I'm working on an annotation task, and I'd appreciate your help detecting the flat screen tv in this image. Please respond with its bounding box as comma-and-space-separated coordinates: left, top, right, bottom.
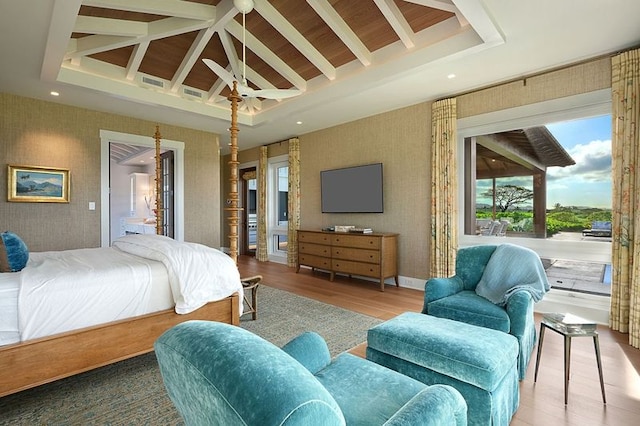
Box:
321, 163, 383, 213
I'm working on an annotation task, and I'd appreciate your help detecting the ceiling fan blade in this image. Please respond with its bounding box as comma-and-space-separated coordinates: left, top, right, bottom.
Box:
249, 88, 302, 100
202, 59, 237, 89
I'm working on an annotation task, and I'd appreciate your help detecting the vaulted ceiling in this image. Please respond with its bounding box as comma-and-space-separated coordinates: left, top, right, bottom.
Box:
2, 1, 639, 152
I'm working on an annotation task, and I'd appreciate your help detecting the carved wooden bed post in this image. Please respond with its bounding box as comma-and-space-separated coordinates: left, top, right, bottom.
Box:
226, 82, 242, 264
154, 125, 164, 235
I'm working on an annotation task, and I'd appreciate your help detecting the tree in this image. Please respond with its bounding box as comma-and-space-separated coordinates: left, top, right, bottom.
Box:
482, 185, 534, 212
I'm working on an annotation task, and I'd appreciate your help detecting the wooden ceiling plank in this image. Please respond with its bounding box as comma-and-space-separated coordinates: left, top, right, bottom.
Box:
170, 27, 216, 92
479, 134, 546, 172
307, 0, 372, 66
68, 17, 211, 59
226, 21, 306, 91
170, 0, 238, 92
403, 0, 458, 14
252, 0, 336, 81
126, 40, 149, 80
373, 0, 415, 49
82, 0, 216, 21
74, 16, 147, 37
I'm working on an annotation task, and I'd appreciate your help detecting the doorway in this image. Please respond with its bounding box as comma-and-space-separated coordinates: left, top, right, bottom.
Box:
100, 129, 185, 247
240, 167, 257, 256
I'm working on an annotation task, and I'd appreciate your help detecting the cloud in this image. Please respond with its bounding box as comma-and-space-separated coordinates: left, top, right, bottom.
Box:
547, 139, 611, 183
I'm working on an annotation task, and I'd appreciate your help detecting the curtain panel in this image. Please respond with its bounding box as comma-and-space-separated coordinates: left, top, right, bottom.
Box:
287, 138, 301, 267
430, 98, 458, 277
610, 48, 640, 348
256, 146, 269, 262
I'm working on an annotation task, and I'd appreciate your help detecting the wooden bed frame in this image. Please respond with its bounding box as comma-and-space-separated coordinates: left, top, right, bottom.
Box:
0, 293, 240, 397
0, 125, 245, 398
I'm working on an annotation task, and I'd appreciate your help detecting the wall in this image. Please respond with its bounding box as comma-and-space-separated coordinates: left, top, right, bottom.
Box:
300, 103, 431, 280
232, 56, 611, 285
0, 93, 221, 251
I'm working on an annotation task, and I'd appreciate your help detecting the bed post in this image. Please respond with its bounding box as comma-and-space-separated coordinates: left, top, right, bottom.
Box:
154, 125, 163, 236
226, 82, 242, 264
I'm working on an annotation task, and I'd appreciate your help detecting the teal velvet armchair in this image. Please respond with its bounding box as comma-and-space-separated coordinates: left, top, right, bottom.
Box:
155, 320, 467, 426
422, 244, 549, 380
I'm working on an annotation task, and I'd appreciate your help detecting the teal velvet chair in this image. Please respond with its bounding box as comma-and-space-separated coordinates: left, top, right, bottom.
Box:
155, 320, 467, 426
422, 244, 549, 380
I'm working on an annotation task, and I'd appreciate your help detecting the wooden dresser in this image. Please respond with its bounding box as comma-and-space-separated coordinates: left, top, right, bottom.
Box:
296, 230, 398, 291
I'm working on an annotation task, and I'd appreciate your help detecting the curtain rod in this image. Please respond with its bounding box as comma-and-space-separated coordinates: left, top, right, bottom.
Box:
439, 44, 640, 102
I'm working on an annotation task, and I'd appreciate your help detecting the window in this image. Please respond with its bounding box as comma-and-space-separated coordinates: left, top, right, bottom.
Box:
267, 155, 289, 259
458, 90, 612, 306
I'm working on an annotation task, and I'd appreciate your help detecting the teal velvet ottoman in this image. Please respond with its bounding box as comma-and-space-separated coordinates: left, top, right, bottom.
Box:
367, 312, 519, 426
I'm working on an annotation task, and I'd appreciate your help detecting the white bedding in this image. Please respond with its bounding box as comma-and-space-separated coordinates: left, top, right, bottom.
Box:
3, 235, 242, 345
112, 234, 243, 314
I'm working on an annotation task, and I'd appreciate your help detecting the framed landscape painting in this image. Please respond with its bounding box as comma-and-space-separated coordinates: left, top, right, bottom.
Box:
7, 165, 70, 203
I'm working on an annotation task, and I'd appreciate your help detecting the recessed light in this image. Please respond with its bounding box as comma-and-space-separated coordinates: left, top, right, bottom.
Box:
447, 74, 456, 79
50, 91, 59, 96
296, 121, 302, 125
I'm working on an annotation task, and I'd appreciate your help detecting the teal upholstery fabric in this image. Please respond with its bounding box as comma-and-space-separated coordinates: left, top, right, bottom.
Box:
422, 244, 542, 380
0, 231, 29, 272
155, 321, 467, 426
367, 313, 520, 426
155, 321, 344, 426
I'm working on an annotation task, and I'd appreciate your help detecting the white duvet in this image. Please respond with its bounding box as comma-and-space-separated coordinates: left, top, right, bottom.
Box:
112, 234, 243, 314
18, 235, 243, 341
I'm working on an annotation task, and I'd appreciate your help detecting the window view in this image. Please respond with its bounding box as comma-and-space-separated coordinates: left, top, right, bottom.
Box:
267, 160, 289, 257
465, 115, 612, 296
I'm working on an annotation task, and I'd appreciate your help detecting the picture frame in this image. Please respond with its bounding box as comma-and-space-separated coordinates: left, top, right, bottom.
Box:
7, 165, 70, 203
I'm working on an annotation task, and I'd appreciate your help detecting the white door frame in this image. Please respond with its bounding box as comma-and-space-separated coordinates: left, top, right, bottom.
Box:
100, 129, 185, 247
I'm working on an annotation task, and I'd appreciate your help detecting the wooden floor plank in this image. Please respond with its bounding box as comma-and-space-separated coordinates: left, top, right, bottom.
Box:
238, 256, 640, 426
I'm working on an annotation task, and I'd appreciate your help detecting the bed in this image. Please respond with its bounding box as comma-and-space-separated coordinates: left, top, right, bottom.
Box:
0, 234, 243, 397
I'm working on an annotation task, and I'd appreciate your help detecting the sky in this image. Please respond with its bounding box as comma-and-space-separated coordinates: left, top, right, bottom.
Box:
476, 114, 612, 209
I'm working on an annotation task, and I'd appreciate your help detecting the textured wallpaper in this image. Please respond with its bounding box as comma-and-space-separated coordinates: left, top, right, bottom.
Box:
0, 93, 221, 251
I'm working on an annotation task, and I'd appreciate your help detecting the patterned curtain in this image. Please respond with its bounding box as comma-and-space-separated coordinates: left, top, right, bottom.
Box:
430, 98, 458, 277
287, 138, 300, 267
610, 48, 640, 348
256, 146, 269, 262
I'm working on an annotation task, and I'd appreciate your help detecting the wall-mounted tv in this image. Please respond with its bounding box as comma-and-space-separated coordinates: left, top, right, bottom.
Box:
321, 163, 383, 213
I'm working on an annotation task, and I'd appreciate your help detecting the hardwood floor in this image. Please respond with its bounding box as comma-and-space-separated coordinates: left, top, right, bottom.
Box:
238, 256, 640, 426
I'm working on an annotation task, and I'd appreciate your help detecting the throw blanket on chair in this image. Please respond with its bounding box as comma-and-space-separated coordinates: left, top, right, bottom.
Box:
475, 243, 550, 306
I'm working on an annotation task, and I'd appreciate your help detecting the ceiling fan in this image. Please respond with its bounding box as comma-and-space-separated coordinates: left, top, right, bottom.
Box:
203, 0, 301, 100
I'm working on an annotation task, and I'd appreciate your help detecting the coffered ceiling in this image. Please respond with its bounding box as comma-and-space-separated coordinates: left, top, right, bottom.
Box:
1, 1, 639, 152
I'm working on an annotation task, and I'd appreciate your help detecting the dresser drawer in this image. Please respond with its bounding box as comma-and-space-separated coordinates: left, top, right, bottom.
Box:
332, 259, 381, 277
298, 231, 332, 245
299, 242, 331, 257
331, 234, 380, 249
298, 254, 332, 270
332, 247, 380, 264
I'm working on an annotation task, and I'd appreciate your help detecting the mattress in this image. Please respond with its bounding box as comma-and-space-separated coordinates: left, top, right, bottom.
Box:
0, 249, 172, 346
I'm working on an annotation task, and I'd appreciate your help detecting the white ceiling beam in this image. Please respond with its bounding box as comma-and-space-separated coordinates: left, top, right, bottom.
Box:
404, 0, 467, 26
81, 0, 216, 20
125, 40, 149, 80
451, 0, 503, 42
74, 16, 147, 37
67, 17, 212, 59
42, 0, 83, 81
252, 0, 336, 80
226, 21, 307, 91
307, 0, 372, 66
372, 0, 415, 49
169, 0, 237, 93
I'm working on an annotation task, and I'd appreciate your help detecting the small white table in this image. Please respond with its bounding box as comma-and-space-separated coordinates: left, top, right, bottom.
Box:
534, 312, 606, 404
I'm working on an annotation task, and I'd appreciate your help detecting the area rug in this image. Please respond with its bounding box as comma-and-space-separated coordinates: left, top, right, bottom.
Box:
0, 286, 381, 425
